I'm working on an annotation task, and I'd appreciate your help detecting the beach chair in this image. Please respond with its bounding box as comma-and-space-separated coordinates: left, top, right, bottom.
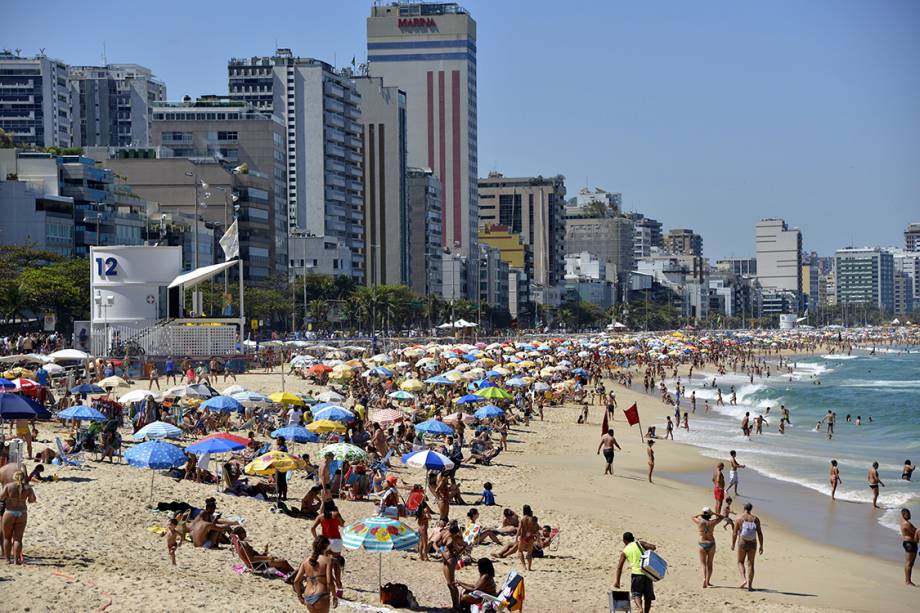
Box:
470, 569, 525, 612
55, 436, 86, 469
230, 534, 275, 578
370, 448, 394, 476
546, 528, 561, 552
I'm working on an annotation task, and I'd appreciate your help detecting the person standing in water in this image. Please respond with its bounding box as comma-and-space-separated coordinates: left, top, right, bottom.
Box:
868, 461, 885, 509
822, 410, 835, 440
829, 460, 842, 500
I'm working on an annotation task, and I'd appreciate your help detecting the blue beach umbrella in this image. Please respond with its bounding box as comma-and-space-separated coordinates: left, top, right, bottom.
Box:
474, 404, 505, 420
474, 379, 496, 389
485, 370, 502, 379
367, 366, 394, 377
232, 390, 272, 404
200, 395, 245, 413
57, 405, 107, 422
271, 425, 320, 443
70, 383, 105, 395
505, 377, 527, 388
125, 440, 188, 499
17, 395, 52, 420
415, 419, 455, 436
187, 437, 245, 455
401, 449, 455, 471
312, 405, 354, 423
425, 375, 454, 385
455, 393, 485, 405
0, 393, 38, 420
0, 378, 16, 390
133, 420, 182, 440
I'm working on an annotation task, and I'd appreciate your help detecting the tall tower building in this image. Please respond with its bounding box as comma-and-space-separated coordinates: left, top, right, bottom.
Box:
367, 2, 478, 265
755, 219, 803, 308
0, 52, 74, 147
228, 50, 365, 282
905, 222, 920, 252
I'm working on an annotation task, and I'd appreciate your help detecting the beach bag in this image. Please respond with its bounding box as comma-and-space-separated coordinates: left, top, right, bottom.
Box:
380, 582, 413, 608
639, 545, 668, 581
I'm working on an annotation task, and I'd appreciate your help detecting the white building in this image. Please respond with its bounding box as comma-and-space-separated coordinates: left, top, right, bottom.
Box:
0, 52, 75, 147
564, 251, 605, 281
755, 219, 802, 310
834, 247, 894, 313
367, 2, 478, 262
574, 186, 621, 213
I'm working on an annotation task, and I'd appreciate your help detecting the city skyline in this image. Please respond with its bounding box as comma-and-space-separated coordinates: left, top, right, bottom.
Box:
4, 0, 919, 257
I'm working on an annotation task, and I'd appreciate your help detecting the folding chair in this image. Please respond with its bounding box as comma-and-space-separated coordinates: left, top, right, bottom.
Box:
55, 436, 86, 469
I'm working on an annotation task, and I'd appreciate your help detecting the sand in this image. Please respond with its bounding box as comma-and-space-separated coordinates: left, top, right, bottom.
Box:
2, 364, 916, 612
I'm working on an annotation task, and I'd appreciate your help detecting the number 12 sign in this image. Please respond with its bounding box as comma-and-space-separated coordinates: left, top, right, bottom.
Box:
95, 256, 119, 277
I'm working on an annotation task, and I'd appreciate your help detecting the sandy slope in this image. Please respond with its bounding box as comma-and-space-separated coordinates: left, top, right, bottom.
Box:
1, 366, 915, 612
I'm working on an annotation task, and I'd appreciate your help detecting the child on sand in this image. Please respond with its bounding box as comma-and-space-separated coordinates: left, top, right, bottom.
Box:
475, 482, 496, 506
165, 517, 182, 565
721, 496, 735, 530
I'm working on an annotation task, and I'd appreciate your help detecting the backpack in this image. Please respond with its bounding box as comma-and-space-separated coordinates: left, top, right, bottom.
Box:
380, 582, 415, 608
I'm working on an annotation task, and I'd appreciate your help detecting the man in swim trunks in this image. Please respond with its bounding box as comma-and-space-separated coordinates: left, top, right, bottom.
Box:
829, 460, 842, 500
731, 502, 763, 591
822, 410, 835, 440
597, 429, 622, 476
692, 507, 724, 588
868, 461, 884, 509
900, 508, 917, 585
712, 463, 726, 514
728, 451, 745, 496
740, 413, 750, 438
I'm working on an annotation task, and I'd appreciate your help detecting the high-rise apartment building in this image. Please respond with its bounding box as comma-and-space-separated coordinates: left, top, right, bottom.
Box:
664, 228, 703, 257
406, 167, 443, 297
478, 173, 566, 288
755, 219, 803, 309
716, 258, 757, 276
70, 64, 166, 147
150, 97, 288, 276
354, 77, 408, 286
367, 2, 478, 263
573, 187, 621, 214
905, 223, 920, 252
834, 247, 894, 313
892, 249, 920, 313
0, 52, 74, 147
564, 213, 634, 286
228, 50, 364, 281
624, 212, 663, 260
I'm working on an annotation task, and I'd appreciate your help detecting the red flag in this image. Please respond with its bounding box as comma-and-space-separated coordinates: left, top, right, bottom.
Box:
624, 403, 640, 426
601, 410, 609, 434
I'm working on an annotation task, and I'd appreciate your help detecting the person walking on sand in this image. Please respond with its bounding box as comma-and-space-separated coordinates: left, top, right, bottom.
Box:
829, 460, 842, 500
727, 450, 745, 496
712, 463, 726, 515
614, 531, 658, 613
0, 469, 36, 564
665, 416, 674, 440
868, 461, 885, 509
692, 507, 724, 588
731, 502, 763, 591
597, 428, 622, 475
647, 440, 656, 483
900, 508, 917, 585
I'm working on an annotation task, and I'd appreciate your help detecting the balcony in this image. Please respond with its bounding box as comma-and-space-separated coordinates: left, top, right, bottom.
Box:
325, 99, 345, 114
325, 187, 346, 203
324, 112, 345, 129
325, 173, 346, 189
324, 81, 345, 99
326, 128, 345, 144
324, 143, 345, 158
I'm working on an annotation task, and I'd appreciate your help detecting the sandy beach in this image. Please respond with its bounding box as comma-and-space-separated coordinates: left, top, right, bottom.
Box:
2, 360, 917, 613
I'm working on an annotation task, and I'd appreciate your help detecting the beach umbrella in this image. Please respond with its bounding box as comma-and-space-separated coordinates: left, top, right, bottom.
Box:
370, 409, 404, 425
343, 516, 420, 587
365, 366, 394, 378
244, 451, 307, 476
221, 384, 247, 396
0, 393, 39, 420
199, 432, 251, 446
474, 405, 505, 420
119, 389, 159, 404
312, 405, 354, 423
271, 426, 319, 443
49, 349, 91, 362
401, 449, 454, 471
455, 393, 486, 405
505, 377, 527, 388
269, 392, 304, 406
533, 381, 550, 392
57, 405, 107, 422
309, 364, 332, 376
415, 419, 455, 436
13, 377, 39, 392
474, 387, 512, 401
388, 390, 415, 400
5, 394, 51, 420
320, 442, 367, 463
186, 384, 216, 398
232, 391, 271, 404
0, 377, 16, 390
315, 390, 344, 403
125, 440, 188, 500
187, 436, 245, 455
133, 420, 182, 440
200, 395, 245, 413
307, 419, 347, 434
98, 376, 129, 389
163, 385, 191, 399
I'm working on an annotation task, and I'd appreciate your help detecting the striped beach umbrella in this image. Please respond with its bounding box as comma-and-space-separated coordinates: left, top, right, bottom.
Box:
370, 409, 405, 425
401, 449, 454, 471
343, 516, 419, 587
320, 442, 367, 463
133, 420, 182, 440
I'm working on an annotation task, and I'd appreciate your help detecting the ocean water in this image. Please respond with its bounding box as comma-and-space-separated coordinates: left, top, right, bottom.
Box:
669, 349, 920, 534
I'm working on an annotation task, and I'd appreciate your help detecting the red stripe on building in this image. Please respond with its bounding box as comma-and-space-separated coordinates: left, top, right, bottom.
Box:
451, 70, 461, 247
426, 71, 434, 172
438, 71, 446, 247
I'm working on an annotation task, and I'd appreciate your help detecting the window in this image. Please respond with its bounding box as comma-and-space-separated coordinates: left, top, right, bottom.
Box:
217, 131, 238, 141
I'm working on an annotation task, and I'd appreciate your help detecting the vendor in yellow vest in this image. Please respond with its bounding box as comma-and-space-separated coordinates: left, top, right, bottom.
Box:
614, 531, 658, 613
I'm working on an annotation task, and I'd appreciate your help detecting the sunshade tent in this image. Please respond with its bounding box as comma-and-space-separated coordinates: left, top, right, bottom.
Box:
98, 376, 129, 389
187, 437, 245, 455
415, 419, 455, 436
474, 405, 505, 420
401, 449, 454, 471
70, 383, 105, 395
0, 393, 38, 420
307, 419, 347, 434
200, 395, 245, 413
399, 379, 424, 391
370, 409, 404, 425
474, 387, 513, 401
269, 392, 304, 406
388, 390, 415, 400
244, 451, 307, 476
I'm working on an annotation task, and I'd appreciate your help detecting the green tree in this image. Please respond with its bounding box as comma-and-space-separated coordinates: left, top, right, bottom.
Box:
17, 259, 90, 325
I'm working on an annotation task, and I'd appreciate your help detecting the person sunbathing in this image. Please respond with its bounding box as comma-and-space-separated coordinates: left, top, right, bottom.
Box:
456, 557, 498, 611
496, 508, 520, 536
301, 485, 323, 517
231, 527, 295, 576
189, 498, 237, 548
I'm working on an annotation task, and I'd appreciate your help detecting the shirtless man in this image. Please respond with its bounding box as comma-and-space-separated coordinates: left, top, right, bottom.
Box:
692, 507, 724, 588
868, 461, 885, 509
597, 429, 622, 475
712, 463, 726, 515
740, 413, 751, 438
647, 440, 655, 483
822, 410, 835, 440
189, 498, 237, 548
517, 505, 538, 571
731, 502, 764, 591
320, 452, 335, 501
900, 509, 917, 585
829, 460, 842, 500
371, 424, 388, 458
727, 450, 745, 496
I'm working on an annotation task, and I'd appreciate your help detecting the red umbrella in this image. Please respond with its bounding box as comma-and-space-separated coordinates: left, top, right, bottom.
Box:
13, 378, 38, 392
309, 364, 332, 375
199, 432, 250, 446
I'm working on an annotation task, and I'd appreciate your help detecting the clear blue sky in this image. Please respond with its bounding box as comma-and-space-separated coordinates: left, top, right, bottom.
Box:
5, 0, 919, 258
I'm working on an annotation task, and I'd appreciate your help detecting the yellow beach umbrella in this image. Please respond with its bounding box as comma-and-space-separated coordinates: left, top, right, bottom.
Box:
400, 379, 424, 392
244, 451, 307, 476
307, 419, 347, 434
269, 392, 304, 406
98, 375, 129, 389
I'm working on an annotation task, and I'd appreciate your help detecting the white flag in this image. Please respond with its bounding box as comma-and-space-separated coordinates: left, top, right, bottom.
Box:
219, 219, 240, 260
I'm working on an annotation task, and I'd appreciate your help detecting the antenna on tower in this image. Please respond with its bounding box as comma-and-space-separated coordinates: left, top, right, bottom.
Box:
102, 41, 107, 65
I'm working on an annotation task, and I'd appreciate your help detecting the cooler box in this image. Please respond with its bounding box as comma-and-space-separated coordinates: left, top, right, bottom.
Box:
608, 590, 631, 611
641, 550, 668, 581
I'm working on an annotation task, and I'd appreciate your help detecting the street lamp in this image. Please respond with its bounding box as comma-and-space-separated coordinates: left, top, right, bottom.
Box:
184, 170, 209, 270
83, 203, 105, 247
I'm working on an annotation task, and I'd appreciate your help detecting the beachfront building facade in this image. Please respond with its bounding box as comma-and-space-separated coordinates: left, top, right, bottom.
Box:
406, 167, 443, 298
905, 223, 920, 252
625, 212, 664, 260
834, 247, 894, 314
755, 218, 803, 312
479, 224, 532, 320
479, 244, 509, 310
70, 64, 166, 148
478, 172, 566, 289
564, 211, 634, 297
892, 249, 920, 315
663, 228, 703, 257
354, 76, 409, 286
716, 257, 757, 276
150, 97, 288, 276
0, 52, 75, 147
228, 50, 365, 282
367, 1, 479, 271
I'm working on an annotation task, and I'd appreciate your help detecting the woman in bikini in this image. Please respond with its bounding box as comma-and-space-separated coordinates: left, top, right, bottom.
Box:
517, 504, 538, 571
438, 522, 465, 611
0, 469, 36, 564
293, 536, 337, 612
310, 501, 345, 598
692, 507, 724, 588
